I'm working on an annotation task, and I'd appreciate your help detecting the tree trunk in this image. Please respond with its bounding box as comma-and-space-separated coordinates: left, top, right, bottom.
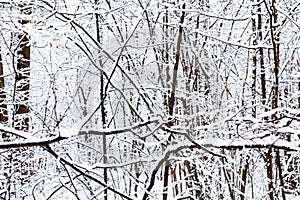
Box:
251, 12, 257, 118
240, 155, 249, 200
11, 5, 31, 199
95, 2, 108, 199
0, 47, 8, 124
257, 1, 267, 114
164, 4, 186, 200
15, 19, 30, 131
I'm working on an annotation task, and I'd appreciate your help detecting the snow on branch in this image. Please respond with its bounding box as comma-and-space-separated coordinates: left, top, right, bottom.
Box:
0, 124, 66, 148
0, 124, 34, 140
214, 143, 300, 151
78, 117, 160, 136
0, 117, 161, 148
193, 29, 272, 50
0, 136, 64, 149
163, 126, 300, 152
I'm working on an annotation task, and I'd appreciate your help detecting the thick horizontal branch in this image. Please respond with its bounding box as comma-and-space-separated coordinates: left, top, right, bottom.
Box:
78, 118, 160, 136
0, 136, 65, 149
213, 143, 299, 151
0, 118, 161, 149
0, 124, 67, 148
163, 126, 300, 152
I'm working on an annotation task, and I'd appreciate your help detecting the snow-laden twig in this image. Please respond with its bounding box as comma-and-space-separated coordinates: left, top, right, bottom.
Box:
44, 145, 134, 200
78, 117, 161, 136
0, 135, 64, 149
0, 116, 162, 148
0, 123, 34, 140
193, 29, 272, 50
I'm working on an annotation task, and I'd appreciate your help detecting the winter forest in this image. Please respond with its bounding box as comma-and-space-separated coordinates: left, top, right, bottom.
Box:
0, 0, 300, 199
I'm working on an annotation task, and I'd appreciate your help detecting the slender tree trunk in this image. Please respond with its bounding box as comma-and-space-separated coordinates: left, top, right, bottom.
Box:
15, 19, 30, 131
142, 4, 186, 200
0, 47, 8, 124
0, 45, 9, 200
269, 1, 285, 199
164, 4, 186, 200
162, 1, 170, 198
270, 1, 279, 113
266, 148, 274, 200
298, 79, 300, 108
251, 13, 257, 118
257, 1, 266, 113
240, 155, 249, 200
95, 2, 108, 199
12, 5, 31, 199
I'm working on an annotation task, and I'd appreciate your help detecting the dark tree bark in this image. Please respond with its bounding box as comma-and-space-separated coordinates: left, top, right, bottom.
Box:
251, 13, 257, 118
164, 4, 186, 200
0, 47, 8, 124
95, 1, 108, 199
15, 18, 30, 131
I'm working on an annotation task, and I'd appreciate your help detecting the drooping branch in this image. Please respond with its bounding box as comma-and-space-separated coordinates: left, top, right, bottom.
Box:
44, 144, 134, 200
